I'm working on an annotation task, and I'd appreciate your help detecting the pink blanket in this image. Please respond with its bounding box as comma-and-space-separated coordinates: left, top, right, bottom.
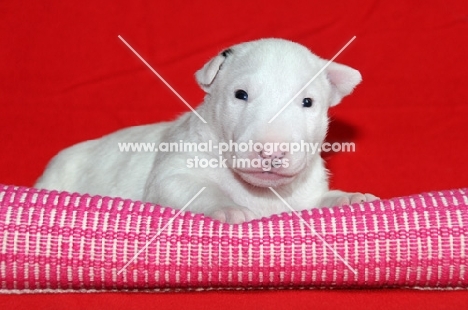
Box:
0, 184, 467, 292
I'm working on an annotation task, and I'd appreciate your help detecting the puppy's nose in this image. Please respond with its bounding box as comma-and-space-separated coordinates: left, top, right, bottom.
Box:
259, 150, 286, 159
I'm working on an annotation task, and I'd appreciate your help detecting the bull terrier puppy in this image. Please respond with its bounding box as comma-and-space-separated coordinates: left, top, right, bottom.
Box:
35, 38, 378, 224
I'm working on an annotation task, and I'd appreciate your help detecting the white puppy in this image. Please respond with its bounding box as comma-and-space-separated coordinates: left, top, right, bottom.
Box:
35, 38, 377, 224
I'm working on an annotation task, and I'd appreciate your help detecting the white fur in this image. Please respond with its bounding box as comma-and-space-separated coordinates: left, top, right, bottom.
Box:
35, 38, 377, 224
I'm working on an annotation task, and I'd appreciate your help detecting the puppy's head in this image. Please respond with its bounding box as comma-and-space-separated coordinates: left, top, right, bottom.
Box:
196, 38, 361, 188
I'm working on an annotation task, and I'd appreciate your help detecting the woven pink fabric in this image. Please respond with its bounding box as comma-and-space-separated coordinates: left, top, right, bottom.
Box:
0, 184, 467, 292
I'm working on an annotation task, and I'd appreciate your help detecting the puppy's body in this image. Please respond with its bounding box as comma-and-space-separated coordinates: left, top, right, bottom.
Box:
36, 39, 377, 223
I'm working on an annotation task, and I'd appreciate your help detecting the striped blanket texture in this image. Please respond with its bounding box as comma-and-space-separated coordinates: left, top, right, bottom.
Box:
0, 184, 467, 293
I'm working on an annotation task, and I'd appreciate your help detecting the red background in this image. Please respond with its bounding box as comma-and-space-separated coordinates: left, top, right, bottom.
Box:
1, 0, 467, 308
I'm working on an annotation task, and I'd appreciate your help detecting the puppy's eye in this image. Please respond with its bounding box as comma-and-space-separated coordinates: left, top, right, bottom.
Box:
235, 89, 248, 101
302, 98, 313, 108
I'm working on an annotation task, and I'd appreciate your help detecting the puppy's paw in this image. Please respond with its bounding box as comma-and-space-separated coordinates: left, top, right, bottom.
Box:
335, 193, 379, 206
209, 206, 256, 224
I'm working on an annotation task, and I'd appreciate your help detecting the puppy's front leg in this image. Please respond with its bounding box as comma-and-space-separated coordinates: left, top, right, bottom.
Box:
319, 190, 379, 208
144, 174, 256, 224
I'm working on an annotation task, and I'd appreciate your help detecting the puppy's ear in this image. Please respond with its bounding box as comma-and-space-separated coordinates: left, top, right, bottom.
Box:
195, 54, 227, 92
326, 62, 362, 106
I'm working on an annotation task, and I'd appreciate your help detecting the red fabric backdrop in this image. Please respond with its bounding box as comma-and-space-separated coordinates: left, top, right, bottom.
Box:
1, 0, 467, 308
